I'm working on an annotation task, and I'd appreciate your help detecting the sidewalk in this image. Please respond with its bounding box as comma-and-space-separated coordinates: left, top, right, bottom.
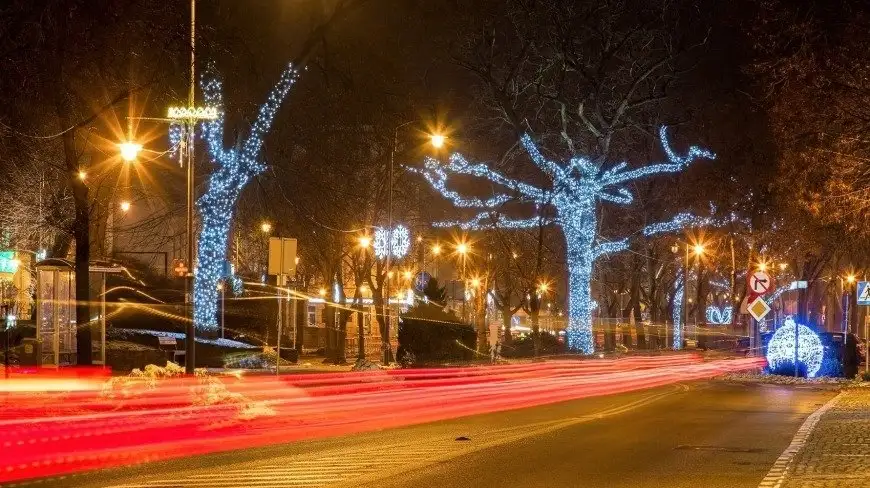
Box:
777, 388, 870, 487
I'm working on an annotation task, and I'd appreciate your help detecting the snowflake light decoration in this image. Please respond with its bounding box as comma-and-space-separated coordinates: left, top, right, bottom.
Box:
415, 126, 716, 353
373, 224, 410, 259
766, 317, 823, 377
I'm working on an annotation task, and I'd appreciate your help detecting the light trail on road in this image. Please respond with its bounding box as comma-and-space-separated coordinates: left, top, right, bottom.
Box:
0, 355, 763, 483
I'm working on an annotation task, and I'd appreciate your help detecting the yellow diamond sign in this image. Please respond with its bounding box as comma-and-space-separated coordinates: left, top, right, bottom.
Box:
748, 296, 771, 321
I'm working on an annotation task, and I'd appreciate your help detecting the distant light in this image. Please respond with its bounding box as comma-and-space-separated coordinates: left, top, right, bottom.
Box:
359, 236, 371, 249
260, 222, 272, 234
692, 244, 705, 256
403, 271, 412, 279
457, 242, 468, 254
119, 201, 131, 212
118, 141, 142, 162
78, 170, 87, 181
432, 244, 441, 255
778, 262, 788, 271
758, 261, 768, 272
847, 274, 856, 284
318, 288, 327, 297
216, 283, 224, 291
430, 133, 446, 148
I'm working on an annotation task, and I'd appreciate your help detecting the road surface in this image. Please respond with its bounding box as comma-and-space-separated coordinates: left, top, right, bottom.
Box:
26, 381, 834, 488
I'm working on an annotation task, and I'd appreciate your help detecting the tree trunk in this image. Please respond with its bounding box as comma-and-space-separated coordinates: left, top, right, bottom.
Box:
323, 303, 336, 363
565, 217, 595, 354
501, 308, 513, 346
356, 305, 365, 360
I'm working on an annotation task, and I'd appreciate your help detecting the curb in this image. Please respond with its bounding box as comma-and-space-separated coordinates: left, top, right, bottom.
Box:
757, 391, 842, 488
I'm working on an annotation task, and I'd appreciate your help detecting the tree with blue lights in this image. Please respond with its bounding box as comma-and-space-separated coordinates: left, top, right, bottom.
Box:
193, 65, 300, 330
416, 127, 716, 354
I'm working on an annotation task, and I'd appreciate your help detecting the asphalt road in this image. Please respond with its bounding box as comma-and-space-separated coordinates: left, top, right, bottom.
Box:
21, 381, 834, 488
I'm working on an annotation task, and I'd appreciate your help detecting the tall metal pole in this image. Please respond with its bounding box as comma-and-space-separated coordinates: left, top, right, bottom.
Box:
184, 0, 197, 374
684, 245, 689, 349
383, 128, 395, 365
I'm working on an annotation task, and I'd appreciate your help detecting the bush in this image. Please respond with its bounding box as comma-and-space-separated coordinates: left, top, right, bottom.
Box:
502, 332, 565, 358
397, 311, 475, 365
767, 360, 808, 378
860, 370, 870, 382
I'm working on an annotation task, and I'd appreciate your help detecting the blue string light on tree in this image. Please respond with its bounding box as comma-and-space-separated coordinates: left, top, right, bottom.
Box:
766, 317, 823, 377
415, 126, 716, 354
193, 63, 299, 330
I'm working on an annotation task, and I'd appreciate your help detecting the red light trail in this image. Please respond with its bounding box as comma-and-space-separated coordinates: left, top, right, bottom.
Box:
0, 355, 763, 483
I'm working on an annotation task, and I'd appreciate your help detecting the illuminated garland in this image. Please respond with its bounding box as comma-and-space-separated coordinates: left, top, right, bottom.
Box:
193, 63, 299, 330
705, 305, 732, 325
672, 276, 683, 350
416, 126, 715, 353
766, 317, 823, 377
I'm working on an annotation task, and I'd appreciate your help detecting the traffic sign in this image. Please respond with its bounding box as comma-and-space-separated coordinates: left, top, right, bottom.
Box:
413, 271, 431, 292
748, 271, 772, 295
748, 296, 771, 321
858, 281, 870, 306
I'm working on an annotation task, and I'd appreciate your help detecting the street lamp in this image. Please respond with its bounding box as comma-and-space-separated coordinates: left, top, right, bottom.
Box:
260, 222, 272, 234
359, 236, 371, 249
118, 141, 142, 162
779, 262, 788, 271
78, 170, 87, 181
430, 133, 446, 148
119, 201, 131, 213
216, 282, 225, 339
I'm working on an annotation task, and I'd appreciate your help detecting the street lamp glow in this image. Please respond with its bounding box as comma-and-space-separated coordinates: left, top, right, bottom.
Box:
119, 201, 131, 212
470, 277, 480, 288
78, 170, 87, 181
757, 261, 768, 272
847, 274, 856, 284
430, 133, 446, 148
538, 282, 550, 294
359, 236, 371, 249
216, 283, 224, 291
692, 244, 705, 256
456, 242, 468, 255
431, 244, 441, 255
778, 262, 788, 271
260, 222, 272, 234
318, 288, 327, 297
118, 141, 142, 162
403, 270, 412, 280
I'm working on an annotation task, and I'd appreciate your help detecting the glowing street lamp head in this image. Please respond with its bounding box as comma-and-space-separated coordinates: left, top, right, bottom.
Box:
456, 242, 468, 255
431, 244, 441, 255
757, 261, 768, 272
260, 222, 272, 234
692, 244, 705, 256
430, 133, 446, 148
470, 277, 480, 288
779, 262, 788, 271
403, 270, 412, 280
538, 282, 550, 294
78, 170, 87, 181
359, 236, 371, 249
118, 141, 142, 162
847, 274, 856, 284
119, 201, 131, 212
318, 288, 327, 297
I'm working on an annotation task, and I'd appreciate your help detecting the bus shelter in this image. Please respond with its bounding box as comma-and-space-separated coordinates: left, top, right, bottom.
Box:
35, 259, 123, 366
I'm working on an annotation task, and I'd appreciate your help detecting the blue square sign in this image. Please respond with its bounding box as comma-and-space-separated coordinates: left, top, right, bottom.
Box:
858, 281, 870, 306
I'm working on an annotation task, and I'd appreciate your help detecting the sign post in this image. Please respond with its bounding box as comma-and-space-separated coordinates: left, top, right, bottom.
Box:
747, 271, 773, 357
858, 282, 870, 374
268, 237, 297, 375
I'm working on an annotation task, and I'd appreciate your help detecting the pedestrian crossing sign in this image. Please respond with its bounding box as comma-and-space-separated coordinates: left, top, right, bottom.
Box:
858, 281, 870, 306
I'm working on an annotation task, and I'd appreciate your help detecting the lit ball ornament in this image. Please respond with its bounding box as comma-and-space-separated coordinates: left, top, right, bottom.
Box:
766, 317, 823, 378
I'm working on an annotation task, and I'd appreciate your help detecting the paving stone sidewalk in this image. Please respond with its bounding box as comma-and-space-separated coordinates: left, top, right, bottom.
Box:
780, 388, 870, 487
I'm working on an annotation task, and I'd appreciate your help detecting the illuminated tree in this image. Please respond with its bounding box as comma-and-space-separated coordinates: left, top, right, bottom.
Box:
193, 65, 299, 329
416, 127, 716, 354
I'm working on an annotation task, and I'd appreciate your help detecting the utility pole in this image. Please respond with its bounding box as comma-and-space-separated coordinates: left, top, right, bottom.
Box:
184, 0, 197, 374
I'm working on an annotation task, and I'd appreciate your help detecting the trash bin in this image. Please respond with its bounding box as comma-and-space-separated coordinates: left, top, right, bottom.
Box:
19, 338, 41, 366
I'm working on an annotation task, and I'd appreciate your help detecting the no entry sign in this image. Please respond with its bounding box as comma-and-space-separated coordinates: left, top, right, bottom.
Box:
748, 271, 772, 295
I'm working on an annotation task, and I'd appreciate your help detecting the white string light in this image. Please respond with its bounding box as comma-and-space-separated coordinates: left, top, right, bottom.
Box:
766, 317, 823, 377
193, 63, 299, 330
416, 126, 715, 353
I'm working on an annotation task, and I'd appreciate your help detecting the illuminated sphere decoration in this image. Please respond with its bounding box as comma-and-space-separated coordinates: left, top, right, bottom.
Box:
373, 224, 411, 260
766, 318, 823, 378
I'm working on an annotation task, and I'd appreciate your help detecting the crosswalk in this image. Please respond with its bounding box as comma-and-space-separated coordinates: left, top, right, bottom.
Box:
109, 439, 464, 488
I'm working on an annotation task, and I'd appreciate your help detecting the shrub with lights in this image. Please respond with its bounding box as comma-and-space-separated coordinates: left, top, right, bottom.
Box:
415, 127, 716, 354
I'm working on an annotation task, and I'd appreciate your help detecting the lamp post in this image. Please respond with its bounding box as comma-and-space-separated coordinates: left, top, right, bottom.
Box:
456, 241, 469, 321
